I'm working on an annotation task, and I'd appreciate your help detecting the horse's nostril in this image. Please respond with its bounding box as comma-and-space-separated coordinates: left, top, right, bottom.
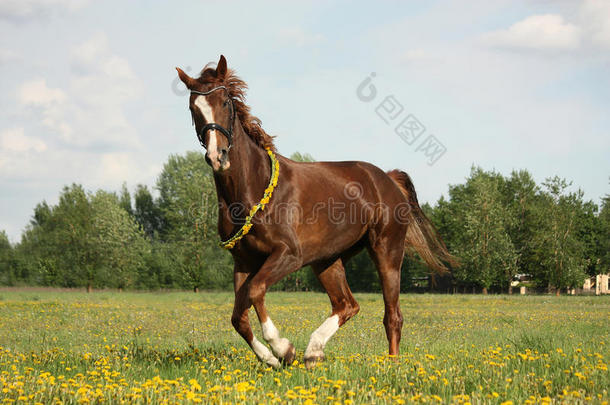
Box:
220, 148, 228, 159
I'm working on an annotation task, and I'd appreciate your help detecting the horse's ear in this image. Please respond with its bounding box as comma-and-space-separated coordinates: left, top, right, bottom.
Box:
176, 67, 196, 89
217, 55, 227, 79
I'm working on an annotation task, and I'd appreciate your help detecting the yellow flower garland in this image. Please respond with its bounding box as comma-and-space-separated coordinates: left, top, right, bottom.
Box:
219, 148, 279, 250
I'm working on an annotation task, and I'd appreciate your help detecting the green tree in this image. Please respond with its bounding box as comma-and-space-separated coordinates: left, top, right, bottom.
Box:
447, 168, 518, 293
504, 170, 539, 279
531, 177, 587, 294
14, 201, 56, 285
156, 151, 231, 291
434, 185, 475, 289
345, 251, 380, 292
290, 152, 315, 162
51, 184, 98, 290
90, 191, 150, 289
134, 184, 163, 239
0, 231, 15, 285
138, 241, 179, 289
418, 203, 454, 292
17, 185, 152, 291
119, 183, 133, 217
576, 200, 602, 276
598, 190, 610, 274
32, 201, 52, 227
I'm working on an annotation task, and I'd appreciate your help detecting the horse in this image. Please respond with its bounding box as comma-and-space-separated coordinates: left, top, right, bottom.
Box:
176, 55, 457, 369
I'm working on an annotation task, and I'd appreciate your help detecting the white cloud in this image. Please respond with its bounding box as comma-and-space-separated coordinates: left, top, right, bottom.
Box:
18, 79, 73, 139
0, 127, 46, 152
1, 32, 151, 241
580, 0, 610, 49
0, 0, 88, 21
483, 4, 610, 53
71, 32, 106, 67
18, 78, 66, 106
16, 33, 142, 149
98, 152, 145, 186
482, 14, 581, 51
0, 127, 47, 180
0, 133, 156, 198
71, 32, 135, 80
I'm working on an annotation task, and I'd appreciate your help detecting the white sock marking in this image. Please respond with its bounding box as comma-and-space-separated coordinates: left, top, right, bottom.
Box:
251, 337, 280, 368
305, 314, 340, 359
261, 318, 291, 358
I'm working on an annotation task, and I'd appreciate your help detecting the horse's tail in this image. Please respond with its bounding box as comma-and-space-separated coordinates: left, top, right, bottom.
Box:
386, 169, 459, 274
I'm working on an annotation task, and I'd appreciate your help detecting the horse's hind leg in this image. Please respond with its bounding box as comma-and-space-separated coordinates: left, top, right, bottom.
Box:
305, 258, 360, 369
367, 232, 406, 356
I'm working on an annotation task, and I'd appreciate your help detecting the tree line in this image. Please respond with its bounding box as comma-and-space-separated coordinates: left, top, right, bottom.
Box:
0, 151, 608, 294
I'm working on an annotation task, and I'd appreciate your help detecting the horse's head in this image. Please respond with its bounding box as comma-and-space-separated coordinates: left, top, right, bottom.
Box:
177, 55, 234, 172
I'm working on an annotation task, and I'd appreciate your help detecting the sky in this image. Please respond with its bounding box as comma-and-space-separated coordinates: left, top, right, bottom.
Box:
0, 0, 609, 242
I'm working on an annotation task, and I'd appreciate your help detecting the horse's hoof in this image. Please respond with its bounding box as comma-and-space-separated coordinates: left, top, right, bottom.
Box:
304, 354, 325, 369
280, 343, 296, 366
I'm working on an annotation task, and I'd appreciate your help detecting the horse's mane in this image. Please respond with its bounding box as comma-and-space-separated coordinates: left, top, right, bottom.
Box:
197, 64, 276, 151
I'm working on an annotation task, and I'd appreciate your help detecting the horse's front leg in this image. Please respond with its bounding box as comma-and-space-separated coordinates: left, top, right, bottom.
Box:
231, 268, 280, 368
248, 244, 301, 366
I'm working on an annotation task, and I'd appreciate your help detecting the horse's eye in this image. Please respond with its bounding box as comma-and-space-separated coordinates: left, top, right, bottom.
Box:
223, 99, 230, 108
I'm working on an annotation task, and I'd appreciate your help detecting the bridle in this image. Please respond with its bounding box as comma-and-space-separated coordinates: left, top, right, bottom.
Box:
189, 83, 280, 250
190, 85, 235, 150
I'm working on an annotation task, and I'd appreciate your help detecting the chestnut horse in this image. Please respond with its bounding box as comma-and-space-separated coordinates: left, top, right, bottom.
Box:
176, 55, 456, 368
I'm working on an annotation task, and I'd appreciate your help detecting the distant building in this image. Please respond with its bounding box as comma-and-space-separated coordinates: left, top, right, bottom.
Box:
583, 274, 609, 295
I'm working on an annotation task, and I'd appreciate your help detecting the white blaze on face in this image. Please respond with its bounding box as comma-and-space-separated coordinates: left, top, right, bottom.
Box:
194, 95, 220, 167
261, 318, 292, 358
305, 314, 340, 359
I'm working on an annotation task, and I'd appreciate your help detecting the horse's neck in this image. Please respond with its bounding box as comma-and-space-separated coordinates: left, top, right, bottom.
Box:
213, 124, 269, 208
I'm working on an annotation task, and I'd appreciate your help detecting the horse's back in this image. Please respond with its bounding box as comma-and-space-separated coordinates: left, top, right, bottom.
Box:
284, 157, 406, 205
276, 157, 408, 263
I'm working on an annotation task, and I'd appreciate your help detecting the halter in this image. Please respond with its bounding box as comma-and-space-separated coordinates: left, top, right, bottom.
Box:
190, 85, 235, 149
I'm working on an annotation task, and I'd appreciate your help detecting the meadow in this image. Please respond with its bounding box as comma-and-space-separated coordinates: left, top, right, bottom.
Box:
0, 290, 608, 404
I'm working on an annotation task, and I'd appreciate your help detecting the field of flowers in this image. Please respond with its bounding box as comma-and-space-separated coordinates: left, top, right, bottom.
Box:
0, 290, 608, 404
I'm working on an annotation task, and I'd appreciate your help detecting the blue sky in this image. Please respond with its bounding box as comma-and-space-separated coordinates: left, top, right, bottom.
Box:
0, 0, 609, 242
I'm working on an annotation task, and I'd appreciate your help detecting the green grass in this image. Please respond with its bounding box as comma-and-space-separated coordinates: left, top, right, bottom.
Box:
0, 290, 608, 404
